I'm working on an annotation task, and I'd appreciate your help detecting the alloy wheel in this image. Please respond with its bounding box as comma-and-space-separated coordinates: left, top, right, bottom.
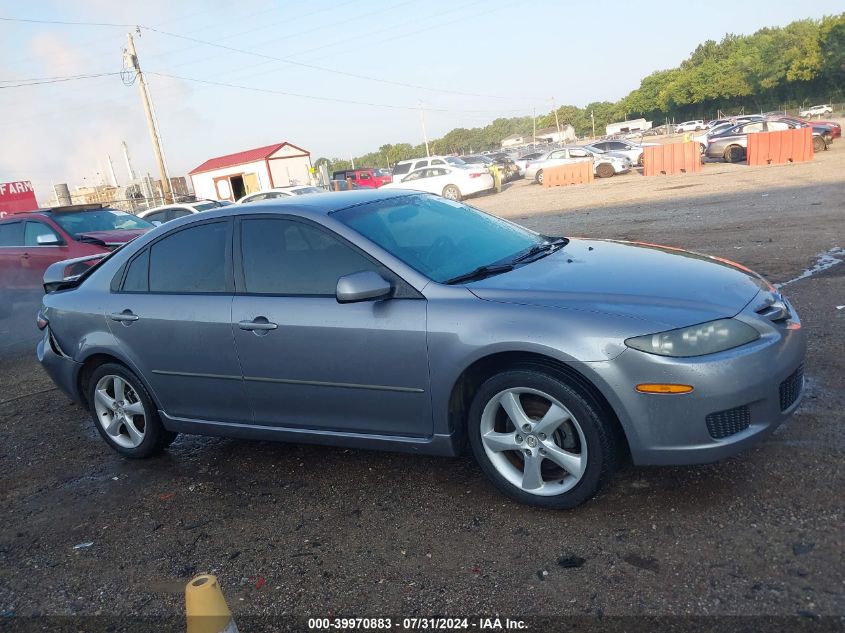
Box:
479, 387, 587, 496
93, 375, 147, 449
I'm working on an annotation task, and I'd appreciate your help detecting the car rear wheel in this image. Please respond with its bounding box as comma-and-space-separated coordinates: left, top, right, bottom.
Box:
724, 145, 744, 163
812, 136, 825, 152
637, 153, 644, 166
442, 185, 461, 201
88, 363, 177, 458
535, 170, 544, 185
596, 162, 615, 178
468, 368, 618, 509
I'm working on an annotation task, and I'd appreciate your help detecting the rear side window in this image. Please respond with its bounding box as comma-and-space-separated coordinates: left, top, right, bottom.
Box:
240, 218, 376, 295
392, 163, 411, 176
122, 249, 149, 292
0, 222, 24, 246
149, 222, 228, 293
24, 222, 61, 246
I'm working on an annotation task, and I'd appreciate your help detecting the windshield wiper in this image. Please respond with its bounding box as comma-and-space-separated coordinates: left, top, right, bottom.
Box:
511, 237, 568, 264
444, 263, 514, 285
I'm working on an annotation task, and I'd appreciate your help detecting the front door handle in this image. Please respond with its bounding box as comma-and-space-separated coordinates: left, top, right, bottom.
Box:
109, 310, 139, 323
238, 317, 278, 332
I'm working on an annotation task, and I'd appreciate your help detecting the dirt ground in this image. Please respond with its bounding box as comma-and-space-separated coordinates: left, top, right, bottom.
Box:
1, 142, 844, 628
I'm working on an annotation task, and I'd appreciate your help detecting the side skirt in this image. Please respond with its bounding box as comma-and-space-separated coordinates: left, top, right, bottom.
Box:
159, 411, 461, 457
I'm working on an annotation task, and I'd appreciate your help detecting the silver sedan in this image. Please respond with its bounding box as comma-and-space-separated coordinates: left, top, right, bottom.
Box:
37, 191, 805, 509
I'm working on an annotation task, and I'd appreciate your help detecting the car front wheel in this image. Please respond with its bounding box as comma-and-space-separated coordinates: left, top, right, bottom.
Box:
535, 170, 544, 185
596, 162, 615, 178
468, 368, 618, 509
88, 363, 177, 458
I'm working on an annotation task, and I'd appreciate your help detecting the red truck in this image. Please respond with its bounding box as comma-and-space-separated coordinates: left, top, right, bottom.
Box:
330, 168, 392, 188
0, 204, 153, 318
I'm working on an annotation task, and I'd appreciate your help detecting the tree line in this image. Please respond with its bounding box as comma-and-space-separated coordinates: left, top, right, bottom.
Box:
318, 13, 844, 171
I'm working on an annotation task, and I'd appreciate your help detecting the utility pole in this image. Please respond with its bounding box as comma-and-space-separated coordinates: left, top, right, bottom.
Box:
125, 32, 173, 203
553, 99, 561, 139
419, 102, 430, 157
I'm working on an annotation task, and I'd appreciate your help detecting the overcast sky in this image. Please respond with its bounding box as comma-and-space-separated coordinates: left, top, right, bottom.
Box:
0, 0, 842, 203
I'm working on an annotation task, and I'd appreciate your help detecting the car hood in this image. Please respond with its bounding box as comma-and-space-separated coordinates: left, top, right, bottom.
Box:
75, 229, 148, 246
466, 239, 769, 329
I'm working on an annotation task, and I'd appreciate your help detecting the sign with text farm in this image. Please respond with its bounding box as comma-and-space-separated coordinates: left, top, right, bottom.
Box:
0, 181, 38, 217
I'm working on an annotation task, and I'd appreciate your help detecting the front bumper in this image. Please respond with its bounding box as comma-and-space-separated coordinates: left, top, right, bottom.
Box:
37, 328, 83, 404
589, 298, 806, 465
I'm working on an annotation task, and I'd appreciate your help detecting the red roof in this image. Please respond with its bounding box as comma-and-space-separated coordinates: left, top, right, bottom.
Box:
188, 142, 309, 175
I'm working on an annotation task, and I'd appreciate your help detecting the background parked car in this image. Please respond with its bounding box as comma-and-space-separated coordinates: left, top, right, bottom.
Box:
138, 199, 230, 225
0, 204, 152, 317
587, 139, 657, 166
391, 156, 476, 179
675, 120, 706, 132
380, 166, 493, 200
513, 152, 546, 175
331, 168, 392, 188
237, 186, 325, 204
799, 104, 833, 118
524, 147, 630, 184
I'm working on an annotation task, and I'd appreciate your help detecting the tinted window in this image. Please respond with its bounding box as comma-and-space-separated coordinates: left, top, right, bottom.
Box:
144, 211, 169, 224
413, 161, 428, 170
170, 209, 193, 219
122, 249, 149, 292
392, 163, 411, 176
241, 218, 376, 295
24, 222, 61, 246
0, 222, 23, 246
403, 171, 424, 182
358, 172, 372, 180
149, 222, 228, 293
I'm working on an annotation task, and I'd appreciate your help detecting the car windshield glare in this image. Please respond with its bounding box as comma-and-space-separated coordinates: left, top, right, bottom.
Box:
334, 194, 545, 283
51, 209, 153, 236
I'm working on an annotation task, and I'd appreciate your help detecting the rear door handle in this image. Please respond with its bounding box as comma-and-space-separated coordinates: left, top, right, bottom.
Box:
109, 310, 139, 322
238, 317, 278, 332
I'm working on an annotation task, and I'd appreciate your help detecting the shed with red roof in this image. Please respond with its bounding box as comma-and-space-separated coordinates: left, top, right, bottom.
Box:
188, 141, 312, 202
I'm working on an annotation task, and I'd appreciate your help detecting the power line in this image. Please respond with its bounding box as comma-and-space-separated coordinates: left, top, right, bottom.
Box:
0, 71, 122, 88
147, 71, 529, 114
0, 16, 134, 27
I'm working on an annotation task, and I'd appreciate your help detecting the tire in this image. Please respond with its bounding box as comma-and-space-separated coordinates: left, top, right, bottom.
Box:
637, 153, 644, 166
442, 185, 461, 201
467, 368, 618, 509
535, 170, 544, 185
87, 363, 177, 458
812, 136, 825, 152
724, 145, 744, 163
596, 162, 615, 178
699, 143, 706, 154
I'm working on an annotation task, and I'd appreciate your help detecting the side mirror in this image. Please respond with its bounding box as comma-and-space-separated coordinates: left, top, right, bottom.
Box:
36, 234, 63, 246
336, 271, 392, 304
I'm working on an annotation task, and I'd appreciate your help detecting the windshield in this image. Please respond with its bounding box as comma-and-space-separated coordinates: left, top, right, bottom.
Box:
193, 202, 222, 211
51, 209, 153, 237
334, 194, 544, 283
582, 146, 604, 155
444, 157, 466, 165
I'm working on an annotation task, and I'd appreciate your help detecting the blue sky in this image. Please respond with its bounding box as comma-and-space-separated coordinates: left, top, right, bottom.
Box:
0, 0, 842, 201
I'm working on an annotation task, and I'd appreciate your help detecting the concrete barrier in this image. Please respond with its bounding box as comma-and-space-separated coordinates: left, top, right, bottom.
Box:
542, 161, 594, 188
643, 142, 702, 176
747, 127, 813, 166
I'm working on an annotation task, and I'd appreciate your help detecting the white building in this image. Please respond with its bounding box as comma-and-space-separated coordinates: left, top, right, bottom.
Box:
605, 118, 653, 136
501, 133, 532, 148
535, 126, 576, 144
189, 141, 312, 202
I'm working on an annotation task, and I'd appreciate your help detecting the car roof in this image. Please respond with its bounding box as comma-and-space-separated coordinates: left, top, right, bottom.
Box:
198, 189, 418, 219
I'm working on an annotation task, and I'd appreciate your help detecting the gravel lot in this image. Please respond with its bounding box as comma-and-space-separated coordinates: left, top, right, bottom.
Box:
1, 142, 843, 627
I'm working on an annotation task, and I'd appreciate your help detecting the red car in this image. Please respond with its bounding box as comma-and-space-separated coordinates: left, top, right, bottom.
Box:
0, 204, 152, 318
330, 168, 392, 188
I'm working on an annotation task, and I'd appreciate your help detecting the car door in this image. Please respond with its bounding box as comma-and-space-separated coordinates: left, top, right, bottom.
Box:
22, 220, 72, 288
231, 216, 431, 436
0, 221, 26, 291
104, 218, 250, 423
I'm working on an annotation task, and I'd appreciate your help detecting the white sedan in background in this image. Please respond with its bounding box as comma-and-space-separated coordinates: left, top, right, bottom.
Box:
138, 199, 231, 225
380, 166, 494, 201
799, 104, 833, 118
675, 120, 706, 132
524, 147, 631, 183
237, 185, 325, 204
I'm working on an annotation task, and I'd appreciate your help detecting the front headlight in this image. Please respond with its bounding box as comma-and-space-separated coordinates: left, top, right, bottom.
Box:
624, 318, 760, 357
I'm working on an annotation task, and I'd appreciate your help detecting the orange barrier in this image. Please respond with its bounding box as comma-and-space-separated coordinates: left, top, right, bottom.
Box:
543, 161, 593, 188
643, 142, 702, 176
747, 128, 813, 166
